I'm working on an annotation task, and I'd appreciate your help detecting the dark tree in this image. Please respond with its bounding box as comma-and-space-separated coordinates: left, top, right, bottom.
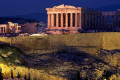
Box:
11, 69, 13, 78
17, 72, 21, 78
28, 73, 31, 80
24, 74, 27, 80
103, 70, 112, 80
0, 68, 3, 80
71, 71, 82, 80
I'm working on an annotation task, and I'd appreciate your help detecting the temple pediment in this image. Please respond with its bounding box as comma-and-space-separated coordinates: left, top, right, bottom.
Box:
53, 4, 77, 9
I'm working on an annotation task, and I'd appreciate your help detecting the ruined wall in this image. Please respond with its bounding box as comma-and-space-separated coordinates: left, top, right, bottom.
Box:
0, 32, 120, 79
102, 33, 120, 50
0, 32, 120, 54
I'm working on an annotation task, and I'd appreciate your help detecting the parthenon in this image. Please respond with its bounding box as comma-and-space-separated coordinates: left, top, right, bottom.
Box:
46, 4, 120, 34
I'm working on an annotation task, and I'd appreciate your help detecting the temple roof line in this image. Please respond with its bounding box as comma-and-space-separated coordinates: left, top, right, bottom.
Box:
50, 4, 82, 9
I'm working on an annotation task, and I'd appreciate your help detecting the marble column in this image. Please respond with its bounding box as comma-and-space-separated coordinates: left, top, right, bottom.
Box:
89, 14, 91, 27
70, 13, 73, 27
102, 16, 105, 27
98, 13, 100, 27
79, 13, 82, 28
94, 14, 96, 28
91, 13, 93, 27
118, 15, 120, 27
47, 13, 51, 28
75, 13, 77, 27
84, 13, 86, 27
56, 13, 59, 28
85, 13, 88, 27
111, 15, 114, 27
101, 16, 105, 27
89, 13, 91, 27
66, 13, 68, 28
61, 13, 63, 28
107, 15, 109, 26
0, 27, 2, 33
99, 13, 102, 27
87, 13, 89, 27
3, 27, 4, 33
81, 13, 84, 27
93, 14, 95, 27
51, 13, 54, 28
86, 13, 89, 27
16, 26, 18, 32
97, 14, 100, 27
4, 27, 5, 33
115, 15, 118, 27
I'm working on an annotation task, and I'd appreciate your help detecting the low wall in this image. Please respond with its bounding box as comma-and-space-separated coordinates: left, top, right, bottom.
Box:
0, 32, 120, 54
0, 32, 120, 79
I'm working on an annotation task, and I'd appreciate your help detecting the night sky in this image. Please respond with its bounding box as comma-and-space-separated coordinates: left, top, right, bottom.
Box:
0, 0, 120, 16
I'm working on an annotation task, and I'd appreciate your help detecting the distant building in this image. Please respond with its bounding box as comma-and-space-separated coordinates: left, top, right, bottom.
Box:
46, 4, 120, 34
20, 22, 45, 33
0, 22, 21, 33
20, 23, 38, 33
117, 9, 120, 11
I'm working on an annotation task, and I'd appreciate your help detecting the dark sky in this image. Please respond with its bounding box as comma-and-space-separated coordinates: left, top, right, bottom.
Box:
0, 0, 120, 16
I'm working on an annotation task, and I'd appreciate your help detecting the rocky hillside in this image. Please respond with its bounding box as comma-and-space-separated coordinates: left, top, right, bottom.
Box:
0, 33, 120, 80
24, 49, 120, 80
0, 44, 120, 80
0, 44, 26, 66
0, 44, 65, 80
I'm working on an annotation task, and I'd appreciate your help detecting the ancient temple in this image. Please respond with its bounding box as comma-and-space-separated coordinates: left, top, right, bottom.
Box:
0, 22, 21, 33
46, 4, 120, 34
46, 4, 83, 34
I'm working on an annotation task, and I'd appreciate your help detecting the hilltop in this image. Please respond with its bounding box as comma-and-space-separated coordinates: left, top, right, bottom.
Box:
0, 43, 120, 80
0, 17, 40, 24
7, 13, 47, 23
0, 44, 26, 66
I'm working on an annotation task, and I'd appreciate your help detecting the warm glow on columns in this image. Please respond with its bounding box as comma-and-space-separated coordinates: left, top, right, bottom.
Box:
70, 13, 73, 27
56, 13, 59, 28
79, 13, 82, 29
51, 13, 54, 28
66, 13, 68, 28
48, 13, 51, 28
75, 13, 77, 27
61, 13, 63, 28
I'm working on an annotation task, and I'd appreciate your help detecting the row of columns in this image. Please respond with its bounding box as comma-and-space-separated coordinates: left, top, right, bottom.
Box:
47, 13, 81, 29
82, 13, 102, 28
48, 13, 120, 30
101, 15, 120, 27
82, 13, 120, 28
0, 27, 6, 33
